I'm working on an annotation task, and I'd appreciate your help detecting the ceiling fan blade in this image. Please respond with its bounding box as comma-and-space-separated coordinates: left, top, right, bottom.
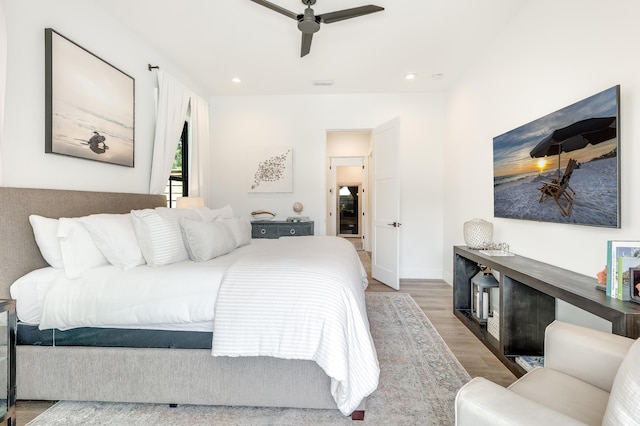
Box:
249, 0, 298, 20
317, 5, 384, 24
301, 32, 313, 57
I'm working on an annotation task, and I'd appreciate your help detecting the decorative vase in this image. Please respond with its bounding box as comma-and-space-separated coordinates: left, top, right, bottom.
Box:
463, 219, 493, 249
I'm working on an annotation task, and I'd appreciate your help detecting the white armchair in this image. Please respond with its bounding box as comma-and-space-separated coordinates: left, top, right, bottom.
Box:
455, 320, 640, 426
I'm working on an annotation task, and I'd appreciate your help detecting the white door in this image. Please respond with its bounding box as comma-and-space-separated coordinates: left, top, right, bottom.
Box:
372, 118, 401, 289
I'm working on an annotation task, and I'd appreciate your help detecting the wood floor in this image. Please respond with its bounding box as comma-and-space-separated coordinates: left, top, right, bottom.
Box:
14, 251, 516, 425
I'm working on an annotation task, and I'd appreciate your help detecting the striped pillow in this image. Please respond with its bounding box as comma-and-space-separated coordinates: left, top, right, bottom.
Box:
131, 208, 200, 267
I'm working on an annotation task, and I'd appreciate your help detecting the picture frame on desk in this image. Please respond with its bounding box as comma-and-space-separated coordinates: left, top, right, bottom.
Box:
607, 240, 640, 299
630, 267, 640, 304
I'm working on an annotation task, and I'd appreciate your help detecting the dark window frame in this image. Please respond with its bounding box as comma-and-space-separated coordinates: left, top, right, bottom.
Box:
166, 121, 189, 207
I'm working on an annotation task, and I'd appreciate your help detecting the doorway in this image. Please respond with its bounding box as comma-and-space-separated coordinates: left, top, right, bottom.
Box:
325, 122, 400, 289
338, 184, 360, 236
326, 156, 368, 249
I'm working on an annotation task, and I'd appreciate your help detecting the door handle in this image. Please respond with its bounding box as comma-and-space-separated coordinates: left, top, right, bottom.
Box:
387, 222, 401, 227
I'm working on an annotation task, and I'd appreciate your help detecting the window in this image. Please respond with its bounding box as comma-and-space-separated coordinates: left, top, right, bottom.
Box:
164, 121, 189, 207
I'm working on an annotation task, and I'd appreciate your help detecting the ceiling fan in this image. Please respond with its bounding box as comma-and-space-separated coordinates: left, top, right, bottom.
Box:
250, 0, 384, 57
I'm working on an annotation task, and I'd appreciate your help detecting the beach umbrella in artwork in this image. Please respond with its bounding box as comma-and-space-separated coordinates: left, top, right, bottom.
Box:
529, 117, 617, 172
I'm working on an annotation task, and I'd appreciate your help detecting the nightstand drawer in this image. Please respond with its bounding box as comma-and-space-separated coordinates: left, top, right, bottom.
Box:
251, 223, 279, 239
277, 223, 313, 237
251, 221, 314, 239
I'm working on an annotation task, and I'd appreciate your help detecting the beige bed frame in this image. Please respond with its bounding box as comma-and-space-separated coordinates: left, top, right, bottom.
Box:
0, 187, 364, 418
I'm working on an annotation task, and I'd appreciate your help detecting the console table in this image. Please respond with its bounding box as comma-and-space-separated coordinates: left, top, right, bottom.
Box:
251, 221, 314, 239
453, 245, 640, 376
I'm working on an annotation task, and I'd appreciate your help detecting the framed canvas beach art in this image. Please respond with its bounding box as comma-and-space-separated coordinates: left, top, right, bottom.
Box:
45, 28, 135, 167
493, 85, 620, 228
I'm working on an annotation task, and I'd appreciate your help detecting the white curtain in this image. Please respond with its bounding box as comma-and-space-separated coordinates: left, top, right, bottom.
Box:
188, 94, 210, 198
0, 0, 7, 186
148, 70, 191, 194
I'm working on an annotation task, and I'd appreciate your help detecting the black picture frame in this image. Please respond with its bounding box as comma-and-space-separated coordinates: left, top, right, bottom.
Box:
493, 86, 620, 228
45, 28, 135, 167
630, 267, 640, 304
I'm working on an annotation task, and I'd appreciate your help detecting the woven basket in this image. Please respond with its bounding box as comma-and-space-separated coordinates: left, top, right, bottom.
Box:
463, 219, 493, 249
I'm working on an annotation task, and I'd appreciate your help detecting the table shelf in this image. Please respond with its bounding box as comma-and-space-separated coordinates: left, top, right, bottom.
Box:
453, 246, 640, 376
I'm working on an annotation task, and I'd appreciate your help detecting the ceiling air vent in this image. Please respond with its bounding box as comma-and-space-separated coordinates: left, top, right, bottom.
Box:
312, 80, 334, 86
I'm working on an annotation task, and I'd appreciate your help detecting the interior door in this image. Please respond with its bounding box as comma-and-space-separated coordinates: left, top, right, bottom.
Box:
372, 118, 400, 289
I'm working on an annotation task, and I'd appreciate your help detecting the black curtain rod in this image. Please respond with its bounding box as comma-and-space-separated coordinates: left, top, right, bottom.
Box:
148, 64, 159, 71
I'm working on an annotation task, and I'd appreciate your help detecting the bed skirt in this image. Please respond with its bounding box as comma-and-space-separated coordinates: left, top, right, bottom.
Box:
17, 345, 361, 411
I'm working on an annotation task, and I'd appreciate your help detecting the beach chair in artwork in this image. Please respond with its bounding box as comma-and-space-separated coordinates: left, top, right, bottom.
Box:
537, 158, 577, 216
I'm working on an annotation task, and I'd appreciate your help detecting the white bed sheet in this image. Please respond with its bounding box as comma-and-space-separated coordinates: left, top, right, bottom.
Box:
34, 243, 255, 331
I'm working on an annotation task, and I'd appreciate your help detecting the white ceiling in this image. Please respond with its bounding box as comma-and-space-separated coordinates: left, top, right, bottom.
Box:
94, 0, 529, 96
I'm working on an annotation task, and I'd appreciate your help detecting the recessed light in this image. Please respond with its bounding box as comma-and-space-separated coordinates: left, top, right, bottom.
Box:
231, 77, 241, 84
431, 73, 444, 80
405, 73, 417, 80
312, 79, 334, 86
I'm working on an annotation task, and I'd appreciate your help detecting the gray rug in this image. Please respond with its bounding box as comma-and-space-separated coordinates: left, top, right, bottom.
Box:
27, 293, 470, 425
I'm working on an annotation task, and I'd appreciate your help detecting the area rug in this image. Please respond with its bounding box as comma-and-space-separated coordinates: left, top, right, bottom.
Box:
27, 293, 470, 425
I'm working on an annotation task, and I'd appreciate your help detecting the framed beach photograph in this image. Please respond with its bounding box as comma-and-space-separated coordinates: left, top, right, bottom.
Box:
493, 86, 620, 228
630, 267, 640, 304
45, 28, 135, 167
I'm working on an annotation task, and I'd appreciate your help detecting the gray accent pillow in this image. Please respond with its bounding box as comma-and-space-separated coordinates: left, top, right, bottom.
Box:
180, 218, 236, 262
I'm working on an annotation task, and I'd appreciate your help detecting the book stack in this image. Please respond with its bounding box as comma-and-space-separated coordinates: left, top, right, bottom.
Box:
606, 241, 640, 301
515, 356, 544, 372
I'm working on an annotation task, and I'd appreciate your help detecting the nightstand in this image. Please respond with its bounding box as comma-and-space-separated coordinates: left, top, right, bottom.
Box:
0, 300, 15, 426
251, 221, 314, 239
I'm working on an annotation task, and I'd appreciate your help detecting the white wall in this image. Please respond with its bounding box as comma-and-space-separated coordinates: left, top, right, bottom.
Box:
2, 0, 207, 193
326, 131, 371, 157
337, 166, 362, 183
209, 93, 447, 279
443, 0, 640, 283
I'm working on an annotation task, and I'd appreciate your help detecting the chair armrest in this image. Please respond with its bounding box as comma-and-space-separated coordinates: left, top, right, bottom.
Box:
456, 377, 584, 426
545, 320, 634, 392
456, 377, 587, 426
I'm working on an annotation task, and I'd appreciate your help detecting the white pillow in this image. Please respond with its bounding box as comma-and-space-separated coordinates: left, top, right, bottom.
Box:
79, 213, 145, 270
180, 218, 236, 262
57, 218, 109, 279
131, 207, 201, 267
603, 337, 640, 425
10, 267, 60, 324
223, 217, 252, 248
196, 204, 235, 221
28, 215, 64, 269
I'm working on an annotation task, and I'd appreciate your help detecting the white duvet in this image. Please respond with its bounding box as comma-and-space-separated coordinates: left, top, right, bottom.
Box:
26, 237, 379, 415
212, 236, 379, 415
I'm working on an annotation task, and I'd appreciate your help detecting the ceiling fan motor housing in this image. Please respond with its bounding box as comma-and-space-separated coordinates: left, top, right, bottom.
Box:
298, 8, 320, 33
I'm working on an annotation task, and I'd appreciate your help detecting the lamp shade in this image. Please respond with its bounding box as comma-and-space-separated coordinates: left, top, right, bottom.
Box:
176, 197, 205, 209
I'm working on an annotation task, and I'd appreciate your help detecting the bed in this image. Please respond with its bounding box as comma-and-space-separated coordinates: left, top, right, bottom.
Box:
0, 187, 378, 419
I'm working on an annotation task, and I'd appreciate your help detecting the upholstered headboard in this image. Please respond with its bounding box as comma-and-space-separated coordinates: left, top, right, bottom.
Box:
0, 187, 166, 299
